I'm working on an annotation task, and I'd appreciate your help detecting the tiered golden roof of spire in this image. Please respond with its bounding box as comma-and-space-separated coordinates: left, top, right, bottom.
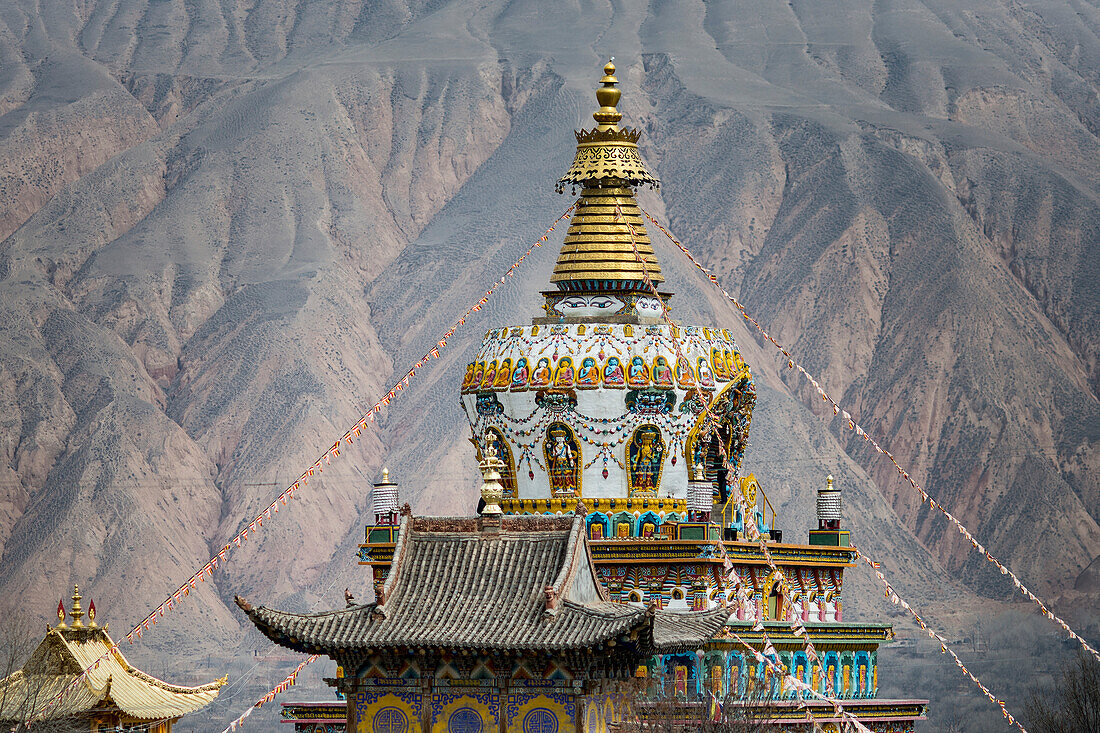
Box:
552, 60, 664, 291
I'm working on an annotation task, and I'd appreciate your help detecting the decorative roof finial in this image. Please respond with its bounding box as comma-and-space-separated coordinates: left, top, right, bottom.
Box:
479, 434, 505, 516
69, 585, 84, 628
557, 59, 659, 194
87, 599, 97, 627
56, 598, 66, 629
372, 467, 399, 525
688, 461, 712, 513
817, 474, 842, 527
593, 58, 622, 130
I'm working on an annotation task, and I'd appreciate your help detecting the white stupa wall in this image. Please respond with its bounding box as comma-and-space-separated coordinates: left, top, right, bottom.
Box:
461, 323, 753, 506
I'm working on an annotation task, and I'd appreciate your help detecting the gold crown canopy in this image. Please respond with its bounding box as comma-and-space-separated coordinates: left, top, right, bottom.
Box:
553, 60, 663, 290
557, 60, 660, 192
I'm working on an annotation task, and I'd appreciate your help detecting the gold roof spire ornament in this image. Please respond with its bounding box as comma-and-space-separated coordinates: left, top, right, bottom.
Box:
68, 585, 84, 628
552, 59, 664, 292
479, 435, 505, 516
593, 59, 623, 130
557, 59, 659, 189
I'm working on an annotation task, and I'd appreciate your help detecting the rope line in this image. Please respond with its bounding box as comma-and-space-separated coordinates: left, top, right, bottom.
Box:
210, 206, 577, 731
620, 204, 1033, 730
617, 204, 865, 732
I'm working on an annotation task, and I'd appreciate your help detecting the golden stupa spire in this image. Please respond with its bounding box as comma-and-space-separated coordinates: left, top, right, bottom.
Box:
552, 59, 664, 292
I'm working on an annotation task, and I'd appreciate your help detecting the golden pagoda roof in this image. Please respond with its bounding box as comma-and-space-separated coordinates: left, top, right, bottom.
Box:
552, 60, 664, 290
0, 587, 226, 723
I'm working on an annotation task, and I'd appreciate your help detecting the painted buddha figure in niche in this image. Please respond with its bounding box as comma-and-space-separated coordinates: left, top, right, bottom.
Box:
482, 360, 498, 389
531, 358, 552, 388
576, 357, 599, 388
627, 356, 649, 388
493, 358, 513, 389
554, 357, 575, 388
511, 357, 529, 390
603, 357, 625, 387
697, 356, 715, 388
675, 356, 695, 388
629, 427, 663, 494
545, 427, 578, 495
653, 356, 673, 388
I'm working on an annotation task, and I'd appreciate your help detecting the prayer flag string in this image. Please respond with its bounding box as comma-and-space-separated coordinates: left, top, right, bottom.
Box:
853, 548, 1027, 732
639, 207, 1100, 666
221, 655, 319, 733
621, 205, 1032, 731
30, 205, 577, 725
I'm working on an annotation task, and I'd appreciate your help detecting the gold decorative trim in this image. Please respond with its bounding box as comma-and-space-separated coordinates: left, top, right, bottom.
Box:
500, 497, 686, 514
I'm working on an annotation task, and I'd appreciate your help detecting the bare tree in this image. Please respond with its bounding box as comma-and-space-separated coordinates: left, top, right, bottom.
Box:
617, 665, 793, 733
1024, 651, 1100, 733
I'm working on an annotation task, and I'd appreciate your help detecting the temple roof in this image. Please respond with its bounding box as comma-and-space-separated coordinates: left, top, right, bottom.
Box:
239, 512, 728, 655
0, 590, 225, 722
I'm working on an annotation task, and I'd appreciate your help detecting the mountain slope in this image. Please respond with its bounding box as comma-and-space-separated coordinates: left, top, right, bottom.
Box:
0, 1, 1096, 730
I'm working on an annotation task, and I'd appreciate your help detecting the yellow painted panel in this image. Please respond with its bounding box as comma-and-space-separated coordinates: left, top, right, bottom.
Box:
507, 695, 571, 733
431, 695, 496, 733
358, 692, 422, 733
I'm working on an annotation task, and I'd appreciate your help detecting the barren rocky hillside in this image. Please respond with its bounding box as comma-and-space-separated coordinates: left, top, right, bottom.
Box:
0, 1, 1097, 730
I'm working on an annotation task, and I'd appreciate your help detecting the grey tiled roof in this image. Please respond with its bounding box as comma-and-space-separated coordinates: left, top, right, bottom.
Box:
241, 513, 728, 654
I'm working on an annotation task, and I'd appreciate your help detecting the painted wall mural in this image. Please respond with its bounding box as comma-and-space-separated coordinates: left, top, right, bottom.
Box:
544, 423, 580, 496
627, 425, 664, 496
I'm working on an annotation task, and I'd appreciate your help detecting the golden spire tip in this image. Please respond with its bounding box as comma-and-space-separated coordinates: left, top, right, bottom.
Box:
593, 58, 622, 129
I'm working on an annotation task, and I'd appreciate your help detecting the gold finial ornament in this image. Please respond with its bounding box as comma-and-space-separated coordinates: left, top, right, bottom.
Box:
69, 585, 84, 628
593, 59, 622, 129
556, 58, 659, 193
479, 435, 505, 516
56, 598, 66, 628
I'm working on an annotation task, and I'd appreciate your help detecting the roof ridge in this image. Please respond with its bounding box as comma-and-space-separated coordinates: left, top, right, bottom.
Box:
557, 599, 644, 621
124, 663, 228, 693
547, 512, 586, 599
62, 626, 227, 694
378, 512, 412, 606
258, 603, 373, 620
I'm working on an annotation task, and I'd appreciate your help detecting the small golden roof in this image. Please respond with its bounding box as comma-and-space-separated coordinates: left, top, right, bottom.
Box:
552, 60, 664, 290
